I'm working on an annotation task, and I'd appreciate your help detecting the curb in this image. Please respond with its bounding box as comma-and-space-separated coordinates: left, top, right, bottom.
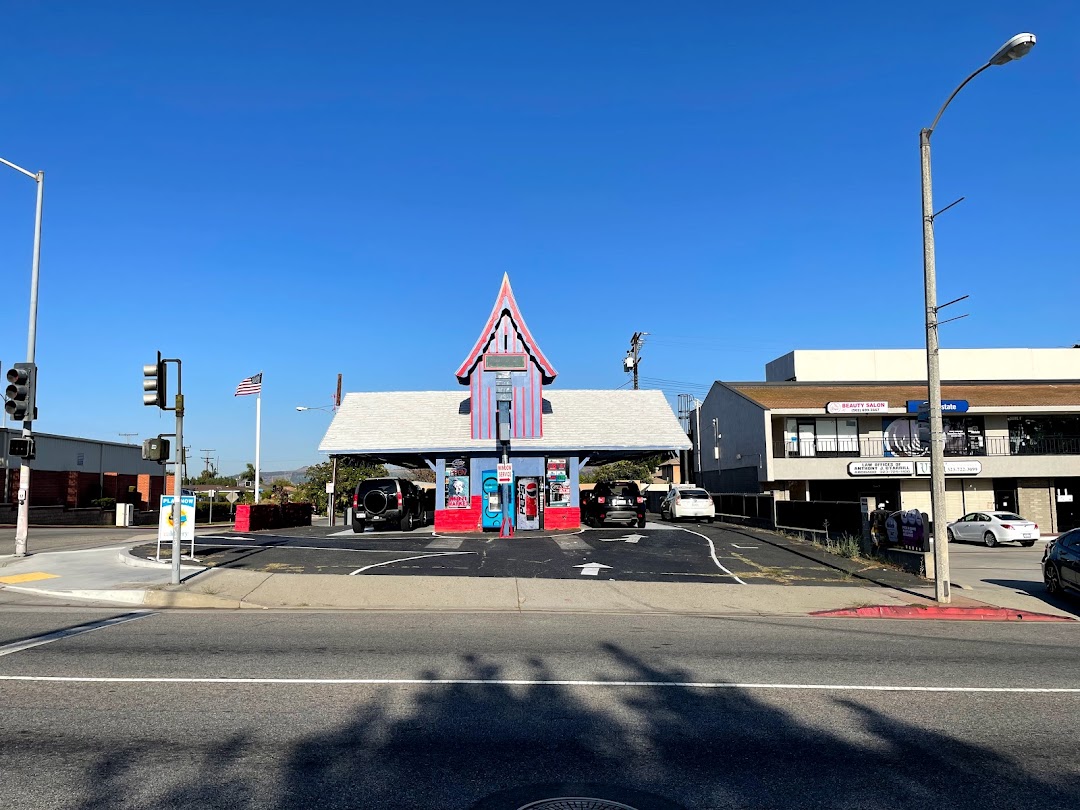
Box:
811, 605, 1075, 622
118, 550, 204, 573
0, 583, 149, 605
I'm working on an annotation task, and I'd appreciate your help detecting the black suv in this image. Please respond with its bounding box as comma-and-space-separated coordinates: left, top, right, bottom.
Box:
582, 481, 646, 528
352, 478, 430, 532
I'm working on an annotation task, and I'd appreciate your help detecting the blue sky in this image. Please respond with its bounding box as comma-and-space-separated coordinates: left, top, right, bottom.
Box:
1, 2, 1077, 472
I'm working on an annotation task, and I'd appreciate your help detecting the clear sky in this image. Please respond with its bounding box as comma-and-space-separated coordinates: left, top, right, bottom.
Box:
1, 2, 1076, 473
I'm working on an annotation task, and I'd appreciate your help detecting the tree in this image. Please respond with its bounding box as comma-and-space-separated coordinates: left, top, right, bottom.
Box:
293, 457, 388, 513
408, 467, 436, 483
241, 463, 257, 484
579, 455, 667, 485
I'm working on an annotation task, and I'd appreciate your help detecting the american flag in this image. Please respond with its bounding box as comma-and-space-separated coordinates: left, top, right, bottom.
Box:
235, 373, 263, 396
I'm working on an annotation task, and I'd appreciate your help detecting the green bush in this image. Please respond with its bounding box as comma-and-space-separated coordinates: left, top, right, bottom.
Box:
91, 498, 117, 510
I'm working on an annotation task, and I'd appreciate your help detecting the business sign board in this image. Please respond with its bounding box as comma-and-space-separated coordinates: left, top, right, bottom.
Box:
496, 463, 513, 484
916, 460, 982, 476
158, 495, 195, 542
906, 399, 970, 414
849, 461, 915, 476
484, 353, 528, 372
826, 401, 889, 414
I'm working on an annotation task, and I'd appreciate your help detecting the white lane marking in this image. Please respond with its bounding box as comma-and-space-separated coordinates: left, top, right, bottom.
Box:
0, 612, 155, 658
348, 552, 475, 575
732, 544, 759, 550
679, 528, 747, 585
1, 675, 1078, 693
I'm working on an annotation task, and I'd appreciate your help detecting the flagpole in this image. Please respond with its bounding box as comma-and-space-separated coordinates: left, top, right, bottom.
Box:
254, 389, 262, 504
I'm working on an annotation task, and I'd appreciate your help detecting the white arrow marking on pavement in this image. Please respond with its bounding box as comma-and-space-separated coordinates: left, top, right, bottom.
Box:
731, 544, 759, 549
575, 562, 612, 576
600, 534, 645, 544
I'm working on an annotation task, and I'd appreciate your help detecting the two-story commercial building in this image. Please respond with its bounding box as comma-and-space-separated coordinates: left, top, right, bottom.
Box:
691, 349, 1080, 533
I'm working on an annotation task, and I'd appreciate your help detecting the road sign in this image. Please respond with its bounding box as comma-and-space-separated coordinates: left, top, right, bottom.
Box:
325, 482, 335, 494
158, 495, 195, 543
224, 491, 239, 504
497, 463, 513, 484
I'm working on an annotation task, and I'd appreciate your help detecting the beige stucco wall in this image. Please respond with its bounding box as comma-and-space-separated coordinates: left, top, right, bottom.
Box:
765, 348, 1080, 383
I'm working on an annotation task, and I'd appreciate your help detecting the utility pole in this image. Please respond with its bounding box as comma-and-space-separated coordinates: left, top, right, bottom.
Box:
623, 332, 648, 390
200, 449, 216, 476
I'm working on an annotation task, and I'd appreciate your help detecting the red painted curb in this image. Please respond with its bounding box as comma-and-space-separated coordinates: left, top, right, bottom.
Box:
810, 605, 1074, 622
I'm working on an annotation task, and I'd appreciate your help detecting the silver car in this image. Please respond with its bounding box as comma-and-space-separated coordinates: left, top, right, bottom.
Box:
947, 511, 1040, 547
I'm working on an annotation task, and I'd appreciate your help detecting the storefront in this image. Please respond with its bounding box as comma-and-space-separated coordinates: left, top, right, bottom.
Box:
318, 275, 690, 532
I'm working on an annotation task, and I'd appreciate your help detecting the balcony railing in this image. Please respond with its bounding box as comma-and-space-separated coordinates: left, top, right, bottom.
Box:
774, 436, 1080, 459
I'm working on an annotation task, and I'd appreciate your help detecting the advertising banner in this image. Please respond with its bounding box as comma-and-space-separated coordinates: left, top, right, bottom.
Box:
158, 495, 195, 543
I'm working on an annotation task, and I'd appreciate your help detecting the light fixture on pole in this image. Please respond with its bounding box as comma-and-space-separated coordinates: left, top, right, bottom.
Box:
296, 402, 338, 525
920, 32, 1035, 604
1, 156, 44, 558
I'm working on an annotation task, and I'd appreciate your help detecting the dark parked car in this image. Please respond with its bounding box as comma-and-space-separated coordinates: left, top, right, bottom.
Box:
582, 481, 646, 528
352, 478, 431, 532
1044, 528, 1080, 597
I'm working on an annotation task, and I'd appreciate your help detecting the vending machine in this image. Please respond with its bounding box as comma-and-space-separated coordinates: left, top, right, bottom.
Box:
516, 477, 541, 531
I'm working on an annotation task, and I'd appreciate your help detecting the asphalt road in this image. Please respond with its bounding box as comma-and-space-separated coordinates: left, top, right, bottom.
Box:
128, 521, 881, 586
1, 607, 1078, 809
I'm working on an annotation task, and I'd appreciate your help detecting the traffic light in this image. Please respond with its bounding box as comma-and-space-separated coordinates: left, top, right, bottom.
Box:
4, 362, 36, 423
143, 351, 167, 408
8, 437, 35, 459
142, 436, 170, 462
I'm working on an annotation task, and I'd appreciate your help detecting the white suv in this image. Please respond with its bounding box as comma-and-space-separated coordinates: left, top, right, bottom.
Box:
660, 487, 715, 523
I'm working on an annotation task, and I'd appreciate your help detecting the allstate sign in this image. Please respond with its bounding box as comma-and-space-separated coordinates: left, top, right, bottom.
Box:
906, 399, 969, 414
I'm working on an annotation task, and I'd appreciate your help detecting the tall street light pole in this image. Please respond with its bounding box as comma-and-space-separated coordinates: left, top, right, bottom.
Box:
921, 33, 1036, 603
0, 157, 44, 558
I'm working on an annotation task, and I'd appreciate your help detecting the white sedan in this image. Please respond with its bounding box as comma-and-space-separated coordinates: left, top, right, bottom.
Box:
947, 511, 1040, 547
660, 487, 716, 523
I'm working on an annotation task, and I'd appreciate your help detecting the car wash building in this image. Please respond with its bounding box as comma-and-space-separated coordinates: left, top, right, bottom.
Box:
318, 275, 690, 532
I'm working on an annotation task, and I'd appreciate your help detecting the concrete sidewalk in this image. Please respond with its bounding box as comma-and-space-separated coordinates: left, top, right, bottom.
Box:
1, 541, 1074, 618
0, 542, 957, 616
0, 545, 204, 605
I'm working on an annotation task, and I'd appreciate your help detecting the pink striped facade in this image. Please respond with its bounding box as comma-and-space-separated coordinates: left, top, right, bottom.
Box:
469, 319, 545, 440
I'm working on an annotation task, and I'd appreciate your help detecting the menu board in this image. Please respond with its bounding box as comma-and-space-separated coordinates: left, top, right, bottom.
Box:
546, 458, 570, 507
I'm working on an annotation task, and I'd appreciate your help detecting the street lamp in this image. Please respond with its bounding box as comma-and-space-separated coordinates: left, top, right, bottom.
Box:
296, 403, 339, 525
0, 156, 44, 558
920, 32, 1036, 604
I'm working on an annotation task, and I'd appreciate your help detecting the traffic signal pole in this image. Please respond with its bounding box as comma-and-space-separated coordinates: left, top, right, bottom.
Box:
172, 379, 184, 585
10, 167, 43, 559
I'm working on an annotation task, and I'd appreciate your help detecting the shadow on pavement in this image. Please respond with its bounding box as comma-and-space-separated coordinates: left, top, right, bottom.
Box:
984, 578, 1080, 618
63, 645, 1080, 810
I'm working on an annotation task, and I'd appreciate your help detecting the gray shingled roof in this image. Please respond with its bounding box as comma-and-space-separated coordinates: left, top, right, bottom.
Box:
318, 389, 691, 458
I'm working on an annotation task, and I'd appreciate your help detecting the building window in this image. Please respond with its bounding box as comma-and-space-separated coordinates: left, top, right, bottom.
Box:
883, 416, 985, 457
1009, 416, 1080, 455
785, 418, 859, 458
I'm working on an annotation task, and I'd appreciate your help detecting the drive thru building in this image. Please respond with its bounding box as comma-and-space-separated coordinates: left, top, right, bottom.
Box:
690, 349, 1080, 534
319, 275, 690, 532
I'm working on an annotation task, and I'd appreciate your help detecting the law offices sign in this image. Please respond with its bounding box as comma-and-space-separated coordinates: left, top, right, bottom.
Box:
849, 460, 983, 476
826, 401, 889, 415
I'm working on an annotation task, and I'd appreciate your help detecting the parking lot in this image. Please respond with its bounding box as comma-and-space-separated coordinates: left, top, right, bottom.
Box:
131, 519, 870, 586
